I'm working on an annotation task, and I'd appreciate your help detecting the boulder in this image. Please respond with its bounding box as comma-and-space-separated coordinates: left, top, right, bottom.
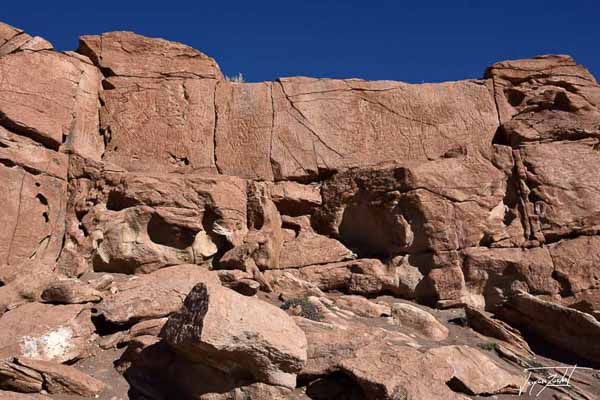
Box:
161, 282, 307, 389
265, 262, 352, 293
465, 306, 532, 354
279, 216, 354, 269
333, 295, 390, 318
498, 290, 600, 363
262, 271, 326, 301
41, 279, 102, 304
387, 255, 424, 299
428, 345, 521, 395
98, 318, 168, 350
549, 236, 600, 295
0, 263, 59, 314
338, 343, 467, 400
294, 316, 417, 379
217, 269, 261, 296
96, 264, 220, 324
269, 181, 322, 216
462, 246, 557, 309
416, 262, 470, 308
225, 279, 261, 296
117, 336, 293, 400
265, 258, 424, 299
391, 303, 449, 341
0, 303, 94, 363
0, 358, 105, 396
567, 289, 600, 320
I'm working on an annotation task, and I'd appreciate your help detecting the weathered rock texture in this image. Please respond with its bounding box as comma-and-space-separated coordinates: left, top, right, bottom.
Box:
161, 282, 307, 389
1, 20, 600, 400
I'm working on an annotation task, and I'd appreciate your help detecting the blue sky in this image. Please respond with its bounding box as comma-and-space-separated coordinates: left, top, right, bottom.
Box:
3, 0, 598, 83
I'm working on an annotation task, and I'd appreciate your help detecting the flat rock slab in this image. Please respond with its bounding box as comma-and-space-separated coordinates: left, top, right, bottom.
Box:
0, 303, 94, 363
0, 357, 105, 396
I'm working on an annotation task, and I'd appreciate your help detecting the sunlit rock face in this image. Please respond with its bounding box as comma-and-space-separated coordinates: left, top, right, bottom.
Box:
1, 19, 600, 400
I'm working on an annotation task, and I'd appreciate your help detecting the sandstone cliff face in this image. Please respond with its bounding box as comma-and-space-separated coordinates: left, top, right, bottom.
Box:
1, 20, 600, 400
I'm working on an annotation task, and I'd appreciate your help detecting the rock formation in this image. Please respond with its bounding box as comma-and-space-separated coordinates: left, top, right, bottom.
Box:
1, 20, 600, 399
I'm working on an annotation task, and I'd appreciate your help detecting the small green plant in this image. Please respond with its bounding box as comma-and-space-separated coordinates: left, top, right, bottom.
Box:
280, 297, 323, 321
478, 342, 498, 351
225, 73, 244, 83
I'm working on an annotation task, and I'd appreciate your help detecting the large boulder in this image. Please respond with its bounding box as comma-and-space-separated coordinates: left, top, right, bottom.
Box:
279, 216, 354, 269
497, 290, 600, 364
161, 282, 307, 389
0, 263, 60, 314
116, 336, 293, 400
0, 303, 94, 363
427, 345, 520, 395
96, 264, 220, 325
465, 306, 532, 354
390, 302, 449, 341
268, 181, 322, 216
298, 316, 519, 399
218, 182, 283, 289
338, 343, 467, 400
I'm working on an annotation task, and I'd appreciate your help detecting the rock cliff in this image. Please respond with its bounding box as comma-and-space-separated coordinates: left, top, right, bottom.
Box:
1, 21, 600, 400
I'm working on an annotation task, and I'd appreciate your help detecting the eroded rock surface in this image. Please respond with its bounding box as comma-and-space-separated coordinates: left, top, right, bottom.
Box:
161, 282, 307, 389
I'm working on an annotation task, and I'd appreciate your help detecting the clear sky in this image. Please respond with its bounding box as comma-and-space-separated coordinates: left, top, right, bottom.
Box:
3, 0, 598, 83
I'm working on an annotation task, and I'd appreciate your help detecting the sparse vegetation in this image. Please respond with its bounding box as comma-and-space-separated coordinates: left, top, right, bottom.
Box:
478, 342, 498, 351
280, 297, 323, 321
225, 73, 244, 83
528, 360, 545, 369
